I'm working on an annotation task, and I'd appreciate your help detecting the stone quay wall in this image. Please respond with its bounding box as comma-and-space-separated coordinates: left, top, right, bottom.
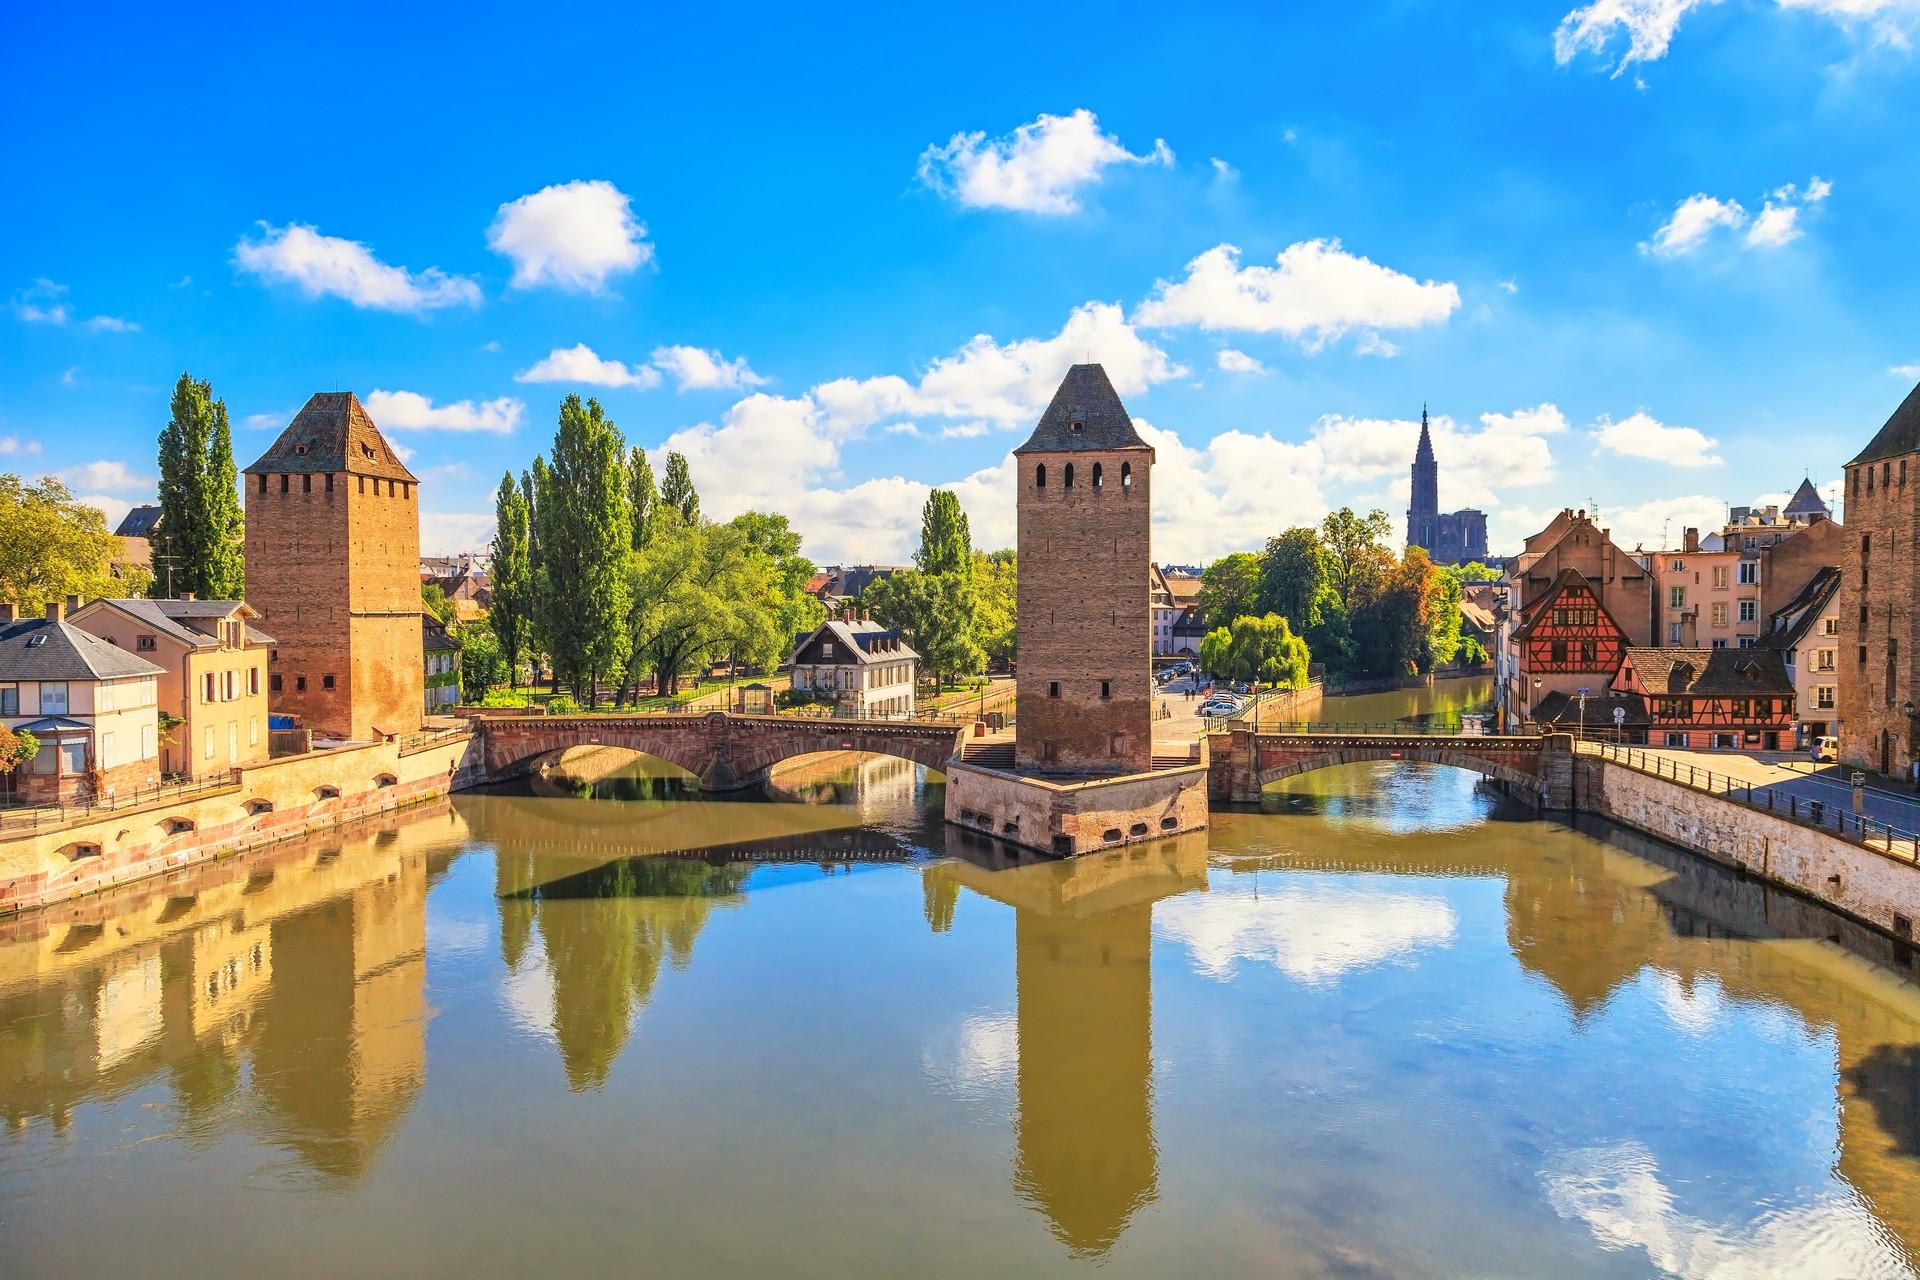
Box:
945, 759, 1209, 857
0, 731, 479, 915
1576, 754, 1920, 940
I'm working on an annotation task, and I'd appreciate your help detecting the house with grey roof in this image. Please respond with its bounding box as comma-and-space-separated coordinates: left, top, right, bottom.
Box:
787, 612, 919, 719
0, 599, 165, 803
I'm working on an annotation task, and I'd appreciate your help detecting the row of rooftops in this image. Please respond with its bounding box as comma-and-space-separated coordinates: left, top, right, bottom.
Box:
0, 597, 278, 685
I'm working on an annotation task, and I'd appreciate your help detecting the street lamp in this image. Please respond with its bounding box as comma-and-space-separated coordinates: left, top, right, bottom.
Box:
1577, 687, 1590, 743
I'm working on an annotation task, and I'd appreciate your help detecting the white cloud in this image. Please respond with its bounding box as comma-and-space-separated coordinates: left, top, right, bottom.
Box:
54, 460, 154, 494
1746, 176, 1833, 248
1500, 493, 1728, 552
1554, 0, 1714, 75
60, 367, 78, 386
1135, 241, 1461, 350
362, 390, 523, 433
1216, 348, 1268, 375
916, 108, 1173, 215
515, 343, 661, 390
1593, 411, 1721, 466
1209, 157, 1239, 180
1157, 884, 1457, 985
0, 436, 41, 455
479, 339, 502, 353
243, 409, 292, 430
83, 315, 139, 333
1645, 194, 1748, 256
234, 223, 480, 312
814, 300, 1185, 434
1558, 0, 1919, 74
920, 1012, 1018, 1100
12, 278, 71, 324
1542, 1142, 1915, 1280
1892, 362, 1920, 379
487, 179, 651, 293
1499, 278, 1520, 294
651, 344, 767, 392
1310, 404, 1568, 506
939, 421, 991, 439
420, 510, 497, 556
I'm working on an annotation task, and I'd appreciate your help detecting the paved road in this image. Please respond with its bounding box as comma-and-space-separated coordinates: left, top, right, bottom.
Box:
1593, 744, 1920, 836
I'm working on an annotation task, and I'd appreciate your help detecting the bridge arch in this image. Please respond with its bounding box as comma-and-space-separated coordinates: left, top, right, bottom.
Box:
1256, 747, 1539, 794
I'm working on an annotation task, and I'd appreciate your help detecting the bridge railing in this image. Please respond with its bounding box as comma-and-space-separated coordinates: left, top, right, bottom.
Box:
1584, 741, 1920, 864
1203, 717, 1524, 737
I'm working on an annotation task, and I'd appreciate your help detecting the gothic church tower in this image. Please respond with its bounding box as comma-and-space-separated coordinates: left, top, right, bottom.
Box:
1407, 405, 1439, 551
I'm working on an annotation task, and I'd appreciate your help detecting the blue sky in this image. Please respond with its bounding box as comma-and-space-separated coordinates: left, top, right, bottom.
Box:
5, 1, 1918, 564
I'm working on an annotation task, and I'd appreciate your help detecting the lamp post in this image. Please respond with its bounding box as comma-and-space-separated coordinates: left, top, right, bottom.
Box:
1577, 687, 1590, 743
1907, 699, 1917, 791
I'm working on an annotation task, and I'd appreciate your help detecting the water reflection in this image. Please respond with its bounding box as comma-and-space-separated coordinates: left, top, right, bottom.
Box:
0, 803, 451, 1180
936, 837, 1208, 1258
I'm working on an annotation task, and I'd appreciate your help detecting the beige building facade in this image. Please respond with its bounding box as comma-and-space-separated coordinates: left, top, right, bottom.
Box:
0, 601, 163, 804
73, 598, 273, 779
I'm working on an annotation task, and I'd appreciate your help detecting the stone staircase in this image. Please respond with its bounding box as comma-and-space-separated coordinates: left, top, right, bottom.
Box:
959, 741, 1015, 769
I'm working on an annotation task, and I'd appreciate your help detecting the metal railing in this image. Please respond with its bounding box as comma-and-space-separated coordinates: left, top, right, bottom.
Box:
1584, 741, 1920, 864
0, 773, 240, 834
1201, 716, 1518, 737
397, 724, 475, 756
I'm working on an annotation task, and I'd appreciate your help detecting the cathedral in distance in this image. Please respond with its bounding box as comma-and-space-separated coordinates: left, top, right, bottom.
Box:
1405, 406, 1489, 565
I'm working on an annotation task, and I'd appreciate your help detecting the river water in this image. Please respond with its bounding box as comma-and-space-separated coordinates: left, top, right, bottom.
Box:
4, 679, 1919, 1278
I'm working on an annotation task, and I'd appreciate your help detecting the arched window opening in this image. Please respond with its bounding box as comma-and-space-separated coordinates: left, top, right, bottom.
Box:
1092, 462, 1104, 489
1035, 463, 1047, 489
1121, 461, 1133, 491
1064, 463, 1075, 489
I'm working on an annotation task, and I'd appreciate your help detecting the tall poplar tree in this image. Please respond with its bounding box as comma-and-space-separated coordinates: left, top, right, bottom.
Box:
915, 489, 973, 581
488, 472, 533, 685
627, 446, 657, 549
155, 372, 244, 599
543, 396, 632, 704
660, 451, 700, 524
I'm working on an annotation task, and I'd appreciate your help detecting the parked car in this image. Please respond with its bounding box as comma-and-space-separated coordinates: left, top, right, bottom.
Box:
1809, 735, 1838, 762
1199, 698, 1240, 717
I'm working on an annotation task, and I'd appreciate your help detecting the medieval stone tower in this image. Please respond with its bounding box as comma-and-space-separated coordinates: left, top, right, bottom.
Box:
1838, 376, 1920, 778
1014, 364, 1155, 774
243, 393, 423, 741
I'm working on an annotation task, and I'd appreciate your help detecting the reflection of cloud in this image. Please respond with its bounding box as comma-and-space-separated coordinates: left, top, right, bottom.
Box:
1157, 885, 1456, 984
425, 915, 490, 956
1543, 1142, 1916, 1279
1648, 969, 1725, 1037
500, 953, 555, 1042
920, 1011, 1018, 1099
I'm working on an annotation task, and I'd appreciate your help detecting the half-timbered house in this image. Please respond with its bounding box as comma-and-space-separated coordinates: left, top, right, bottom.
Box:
1507, 568, 1633, 727
1612, 646, 1796, 751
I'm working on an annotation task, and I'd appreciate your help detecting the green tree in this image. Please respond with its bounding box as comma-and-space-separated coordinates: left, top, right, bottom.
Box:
1197, 613, 1311, 689
459, 625, 508, 701
915, 489, 973, 580
542, 396, 632, 704
1197, 552, 1263, 627
0, 476, 144, 606
617, 518, 786, 700
1319, 507, 1395, 614
972, 549, 1017, 671
627, 447, 658, 549
0, 723, 38, 777
488, 471, 533, 686
1259, 526, 1349, 677
1426, 559, 1464, 670
154, 372, 244, 599
864, 568, 983, 691
730, 510, 823, 669
659, 451, 700, 525
1452, 560, 1504, 583
421, 582, 456, 624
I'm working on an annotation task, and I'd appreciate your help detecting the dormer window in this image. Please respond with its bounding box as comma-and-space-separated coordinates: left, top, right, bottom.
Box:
294, 443, 308, 456
1070, 418, 1085, 434
361, 443, 376, 460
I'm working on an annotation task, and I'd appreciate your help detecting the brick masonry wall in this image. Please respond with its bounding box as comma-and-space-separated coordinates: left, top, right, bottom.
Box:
1836, 454, 1920, 776
946, 759, 1209, 856
244, 472, 423, 741
1015, 449, 1155, 773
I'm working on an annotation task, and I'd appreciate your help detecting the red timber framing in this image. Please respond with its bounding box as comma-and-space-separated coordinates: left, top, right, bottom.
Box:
1612, 647, 1796, 751
1513, 570, 1629, 678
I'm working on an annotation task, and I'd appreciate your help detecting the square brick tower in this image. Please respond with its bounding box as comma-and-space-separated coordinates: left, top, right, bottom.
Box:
1838, 377, 1920, 778
1014, 364, 1155, 774
243, 393, 423, 741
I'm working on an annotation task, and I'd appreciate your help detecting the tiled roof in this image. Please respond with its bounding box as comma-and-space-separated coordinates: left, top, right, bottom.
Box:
243, 392, 418, 481
1620, 646, 1793, 697
1014, 364, 1151, 455
1533, 691, 1649, 728
1850, 378, 1920, 467
113, 505, 162, 538
0, 617, 165, 682
1757, 566, 1841, 652
1783, 477, 1830, 519
83, 598, 275, 648
789, 619, 919, 666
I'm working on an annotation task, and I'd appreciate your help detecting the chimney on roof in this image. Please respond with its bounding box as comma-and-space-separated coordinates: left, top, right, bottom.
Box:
0, 603, 15, 623
46, 601, 64, 622
65, 594, 80, 612
1682, 528, 1700, 553
182, 591, 195, 602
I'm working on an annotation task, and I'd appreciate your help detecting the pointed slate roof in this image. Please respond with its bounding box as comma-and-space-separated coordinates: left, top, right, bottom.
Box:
1783, 477, 1829, 520
1414, 406, 1435, 465
1013, 364, 1151, 455
0, 616, 165, 682
243, 392, 418, 482
1849, 378, 1920, 467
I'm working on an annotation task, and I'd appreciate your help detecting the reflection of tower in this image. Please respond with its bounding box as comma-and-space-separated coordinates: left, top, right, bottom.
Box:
248, 849, 428, 1178
940, 835, 1207, 1257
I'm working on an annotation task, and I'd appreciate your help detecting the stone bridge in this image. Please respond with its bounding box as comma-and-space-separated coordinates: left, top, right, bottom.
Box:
473, 712, 968, 792
1209, 726, 1572, 807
